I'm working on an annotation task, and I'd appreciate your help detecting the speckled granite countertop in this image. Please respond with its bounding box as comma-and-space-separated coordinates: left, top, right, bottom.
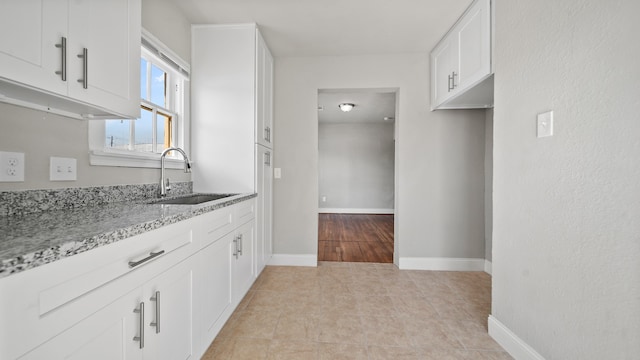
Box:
0, 193, 256, 278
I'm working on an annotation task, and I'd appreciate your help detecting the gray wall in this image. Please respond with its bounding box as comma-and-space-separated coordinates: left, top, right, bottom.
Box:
484, 108, 493, 262
0, 0, 191, 191
273, 54, 486, 261
493, 0, 640, 358
318, 122, 395, 211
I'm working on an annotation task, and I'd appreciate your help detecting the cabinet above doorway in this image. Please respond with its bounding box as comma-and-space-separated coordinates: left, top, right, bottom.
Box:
430, 0, 493, 110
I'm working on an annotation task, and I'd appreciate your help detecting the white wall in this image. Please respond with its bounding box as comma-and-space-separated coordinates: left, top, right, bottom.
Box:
273, 54, 486, 262
141, 0, 191, 63
318, 122, 395, 211
492, 0, 640, 358
0, 1, 191, 191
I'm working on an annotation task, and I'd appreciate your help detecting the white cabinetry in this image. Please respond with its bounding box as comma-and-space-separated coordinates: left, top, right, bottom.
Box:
0, 200, 258, 360
0, 218, 197, 360
195, 199, 256, 358
0, 0, 140, 119
192, 23, 274, 273
256, 145, 273, 273
431, 0, 493, 110
20, 257, 196, 360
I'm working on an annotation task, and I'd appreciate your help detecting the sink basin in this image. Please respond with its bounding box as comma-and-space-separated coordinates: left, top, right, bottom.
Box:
152, 193, 237, 205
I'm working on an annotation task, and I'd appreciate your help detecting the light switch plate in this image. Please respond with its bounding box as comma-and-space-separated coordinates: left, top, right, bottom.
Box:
50, 157, 77, 181
0, 151, 25, 182
274, 168, 282, 179
537, 110, 554, 137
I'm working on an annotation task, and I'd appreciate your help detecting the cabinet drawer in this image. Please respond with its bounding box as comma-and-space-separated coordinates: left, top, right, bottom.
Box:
234, 199, 255, 226
0, 217, 197, 360
199, 206, 234, 248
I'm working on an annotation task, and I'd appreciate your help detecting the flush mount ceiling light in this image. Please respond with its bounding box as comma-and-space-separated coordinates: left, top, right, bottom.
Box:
338, 103, 355, 112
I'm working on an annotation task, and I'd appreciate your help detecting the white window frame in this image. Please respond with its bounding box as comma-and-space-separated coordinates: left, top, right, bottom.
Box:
88, 29, 190, 169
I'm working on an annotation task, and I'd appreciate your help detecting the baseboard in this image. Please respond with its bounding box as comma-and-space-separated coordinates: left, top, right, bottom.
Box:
268, 254, 317, 267
318, 208, 395, 214
398, 257, 485, 271
488, 316, 546, 360
484, 260, 492, 275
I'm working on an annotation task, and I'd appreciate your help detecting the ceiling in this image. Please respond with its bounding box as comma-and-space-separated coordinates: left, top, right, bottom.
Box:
169, 0, 473, 57
318, 91, 396, 124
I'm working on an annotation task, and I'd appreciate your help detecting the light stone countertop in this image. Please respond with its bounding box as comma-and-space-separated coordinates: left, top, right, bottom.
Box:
0, 193, 256, 278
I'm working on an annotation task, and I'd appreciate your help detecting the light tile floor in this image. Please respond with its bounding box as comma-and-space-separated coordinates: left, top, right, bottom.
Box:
202, 262, 513, 360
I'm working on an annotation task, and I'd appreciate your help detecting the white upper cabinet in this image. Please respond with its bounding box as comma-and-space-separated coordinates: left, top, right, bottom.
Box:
256, 30, 274, 148
192, 23, 275, 193
0, 0, 140, 119
0, 0, 68, 96
431, 0, 493, 110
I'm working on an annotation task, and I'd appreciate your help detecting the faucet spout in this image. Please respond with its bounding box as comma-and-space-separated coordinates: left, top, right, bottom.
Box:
160, 147, 191, 197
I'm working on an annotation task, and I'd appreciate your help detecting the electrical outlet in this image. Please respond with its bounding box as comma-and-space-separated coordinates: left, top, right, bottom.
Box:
0, 151, 25, 182
50, 157, 77, 181
274, 168, 282, 179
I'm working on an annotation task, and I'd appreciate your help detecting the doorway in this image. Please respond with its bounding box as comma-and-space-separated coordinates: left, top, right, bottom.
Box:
316, 89, 397, 263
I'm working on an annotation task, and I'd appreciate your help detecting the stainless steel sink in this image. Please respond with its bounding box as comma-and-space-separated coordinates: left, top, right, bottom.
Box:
152, 193, 237, 205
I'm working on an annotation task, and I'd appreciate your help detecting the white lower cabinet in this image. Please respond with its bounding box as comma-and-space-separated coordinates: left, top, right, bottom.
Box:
142, 257, 195, 360
19, 288, 142, 360
0, 199, 259, 360
232, 220, 255, 302
19, 256, 196, 360
195, 202, 256, 358
198, 231, 234, 352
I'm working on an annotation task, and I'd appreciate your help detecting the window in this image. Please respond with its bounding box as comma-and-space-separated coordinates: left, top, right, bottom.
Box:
89, 30, 190, 168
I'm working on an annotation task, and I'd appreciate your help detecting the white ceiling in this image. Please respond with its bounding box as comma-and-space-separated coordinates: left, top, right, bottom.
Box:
318, 91, 396, 124
169, 0, 473, 57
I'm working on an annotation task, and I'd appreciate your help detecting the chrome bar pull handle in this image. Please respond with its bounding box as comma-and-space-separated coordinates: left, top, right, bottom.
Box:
128, 250, 165, 268
233, 236, 239, 259
133, 302, 145, 349
150, 291, 160, 334
452, 71, 457, 89
265, 152, 271, 166
238, 234, 243, 255
266, 127, 271, 142
54, 37, 66, 81
447, 74, 452, 92
77, 48, 88, 89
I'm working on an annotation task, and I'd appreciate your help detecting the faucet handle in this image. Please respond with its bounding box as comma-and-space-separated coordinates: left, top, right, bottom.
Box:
165, 178, 171, 192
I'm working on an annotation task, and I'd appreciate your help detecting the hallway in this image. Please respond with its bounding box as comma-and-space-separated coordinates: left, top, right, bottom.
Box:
318, 214, 394, 263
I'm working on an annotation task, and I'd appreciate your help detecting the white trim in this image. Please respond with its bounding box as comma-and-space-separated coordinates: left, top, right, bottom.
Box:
484, 260, 492, 275
318, 208, 394, 214
141, 28, 190, 74
268, 254, 317, 267
398, 257, 485, 271
488, 316, 546, 360
89, 150, 185, 169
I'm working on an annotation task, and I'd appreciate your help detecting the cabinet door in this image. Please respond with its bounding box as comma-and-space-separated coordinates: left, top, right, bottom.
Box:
431, 37, 456, 109
67, 0, 140, 118
143, 256, 195, 360
255, 145, 273, 273
198, 231, 234, 352
0, 0, 68, 95
454, 0, 491, 91
18, 289, 143, 360
256, 30, 274, 148
232, 221, 256, 303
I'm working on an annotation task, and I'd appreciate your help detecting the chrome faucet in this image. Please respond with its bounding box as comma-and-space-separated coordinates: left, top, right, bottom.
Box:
160, 147, 191, 197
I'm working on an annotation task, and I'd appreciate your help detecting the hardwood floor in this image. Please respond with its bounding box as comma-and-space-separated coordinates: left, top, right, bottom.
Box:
318, 213, 394, 263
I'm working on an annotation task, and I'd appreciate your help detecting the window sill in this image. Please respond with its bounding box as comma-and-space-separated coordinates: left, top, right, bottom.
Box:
89, 149, 186, 169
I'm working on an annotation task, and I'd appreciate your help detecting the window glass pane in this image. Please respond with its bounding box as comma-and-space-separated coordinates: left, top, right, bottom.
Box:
134, 108, 153, 152
140, 58, 148, 100
105, 119, 131, 150
156, 112, 172, 153
150, 64, 166, 107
